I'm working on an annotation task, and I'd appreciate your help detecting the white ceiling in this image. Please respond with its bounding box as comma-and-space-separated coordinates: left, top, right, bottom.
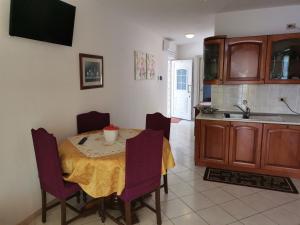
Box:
100, 0, 300, 45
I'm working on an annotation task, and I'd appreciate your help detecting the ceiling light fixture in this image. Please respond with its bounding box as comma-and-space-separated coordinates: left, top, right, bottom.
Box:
185, 33, 195, 39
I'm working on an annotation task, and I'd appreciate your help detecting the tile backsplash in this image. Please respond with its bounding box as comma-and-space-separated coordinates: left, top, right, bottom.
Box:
211, 84, 300, 114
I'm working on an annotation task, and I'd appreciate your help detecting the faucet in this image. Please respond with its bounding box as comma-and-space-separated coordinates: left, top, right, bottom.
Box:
234, 100, 251, 119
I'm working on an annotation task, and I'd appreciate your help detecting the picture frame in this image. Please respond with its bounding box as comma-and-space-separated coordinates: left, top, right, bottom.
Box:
146, 53, 156, 80
134, 51, 147, 80
79, 53, 104, 90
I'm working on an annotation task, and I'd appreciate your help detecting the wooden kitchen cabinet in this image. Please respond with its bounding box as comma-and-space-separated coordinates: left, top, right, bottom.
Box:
265, 33, 300, 84
198, 120, 230, 165
261, 124, 300, 173
224, 36, 267, 84
203, 36, 225, 84
229, 122, 262, 168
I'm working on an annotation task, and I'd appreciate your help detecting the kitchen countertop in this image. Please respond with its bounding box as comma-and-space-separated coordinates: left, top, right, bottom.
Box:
196, 111, 300, 125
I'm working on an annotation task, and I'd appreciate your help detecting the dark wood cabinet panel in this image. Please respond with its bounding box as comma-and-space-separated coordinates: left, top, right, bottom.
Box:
203, 38, 225, 85
229, 122, 262, 168
199, 120, 230, 164
261, 124, 300, 173
224, 36, 267, 84
265, 33, 300, 84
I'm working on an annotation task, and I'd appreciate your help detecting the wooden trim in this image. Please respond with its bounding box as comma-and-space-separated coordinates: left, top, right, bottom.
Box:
79, 53, 104, 90
265, 33, 300, 84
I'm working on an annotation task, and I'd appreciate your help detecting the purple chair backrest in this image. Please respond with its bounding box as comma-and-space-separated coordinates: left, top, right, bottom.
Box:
31, 128, 65, 194
146, 112, 171, 140
77, 111, 110, 134
121, 130, 164, 201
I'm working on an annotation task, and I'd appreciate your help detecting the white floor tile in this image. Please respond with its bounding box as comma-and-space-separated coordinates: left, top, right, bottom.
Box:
202, 188, 236, 204
171, 212, 208, 225
180, 192, 215, 211
189, 179, 219, 192
240, 192, 280, 212
169, 182, 198, 197
176, 170, 203, 182
221, 199, 257, 220
281, 199, 300, 216
221, 184, 261, 198
161, 199, 193, 219
197, 205, 237, 225
241, 214, 277, 225
263, 206, 300, 225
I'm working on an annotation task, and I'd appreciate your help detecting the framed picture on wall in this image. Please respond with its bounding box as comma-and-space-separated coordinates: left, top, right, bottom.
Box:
146, 53, 156, 79
134, 51, 147, 80
79, 53, 104, 89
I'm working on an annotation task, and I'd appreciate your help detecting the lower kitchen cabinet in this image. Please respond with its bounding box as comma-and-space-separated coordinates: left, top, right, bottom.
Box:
229, 122, 262, 168
261, 124, 300, 173
199, 120, 230, 165
195, 119, 300, 178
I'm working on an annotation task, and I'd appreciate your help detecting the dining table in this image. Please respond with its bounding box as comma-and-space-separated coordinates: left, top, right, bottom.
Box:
59, 128, 176, 199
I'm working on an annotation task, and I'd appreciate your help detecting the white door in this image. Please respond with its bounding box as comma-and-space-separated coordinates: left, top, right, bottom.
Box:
171, 60, 193, 120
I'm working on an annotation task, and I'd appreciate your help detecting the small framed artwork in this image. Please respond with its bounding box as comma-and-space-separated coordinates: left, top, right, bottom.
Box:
134, 51, 147, 80
146, 53, 156, 79
79, 53, 104, 90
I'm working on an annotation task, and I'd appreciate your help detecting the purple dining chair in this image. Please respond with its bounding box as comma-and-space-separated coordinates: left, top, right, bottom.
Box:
146, 112, 171, 194
77, 111, 110, 134
76, 111, 110, 202
31, 128, 81, 225
104, 130, 164, 225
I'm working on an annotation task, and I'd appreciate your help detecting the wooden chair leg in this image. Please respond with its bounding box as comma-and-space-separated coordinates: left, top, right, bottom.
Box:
83, 191, 87, 202
98, 197, 106, 223
155, 188, 162, 225
61, 200, 67, 225
124, 201, 132, 225
163, 172, 168, 194
76, 192, 81, 203
41, 190, 47, 223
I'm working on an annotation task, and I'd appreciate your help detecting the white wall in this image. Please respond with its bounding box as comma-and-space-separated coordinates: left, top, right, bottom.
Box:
177, 42, 203, 59
213, 5, 300, 114
215, 5, 300, 37
0, 0, 168, 224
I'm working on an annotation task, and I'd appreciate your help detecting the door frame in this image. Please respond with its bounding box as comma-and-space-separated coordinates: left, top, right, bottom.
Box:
170, 59, 194, 120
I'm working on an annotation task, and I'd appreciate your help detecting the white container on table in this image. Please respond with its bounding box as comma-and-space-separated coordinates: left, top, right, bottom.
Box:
103, 125, 119, 143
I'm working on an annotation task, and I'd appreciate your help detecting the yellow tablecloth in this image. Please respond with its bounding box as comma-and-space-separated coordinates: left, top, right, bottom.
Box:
59, 129, 175, 198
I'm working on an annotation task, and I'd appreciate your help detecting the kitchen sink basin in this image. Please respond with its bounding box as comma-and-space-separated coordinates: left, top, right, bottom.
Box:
224, 113, 248, 119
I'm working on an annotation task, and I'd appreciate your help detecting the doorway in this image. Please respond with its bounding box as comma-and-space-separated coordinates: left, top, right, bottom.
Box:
170, 60, 193, 120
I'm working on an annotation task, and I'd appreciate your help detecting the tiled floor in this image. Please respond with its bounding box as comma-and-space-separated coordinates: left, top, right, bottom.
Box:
30, 121, 300, 225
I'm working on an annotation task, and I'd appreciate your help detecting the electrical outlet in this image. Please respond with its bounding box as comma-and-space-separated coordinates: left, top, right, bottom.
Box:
279, 97, 287, 102
287, 23, 296, 30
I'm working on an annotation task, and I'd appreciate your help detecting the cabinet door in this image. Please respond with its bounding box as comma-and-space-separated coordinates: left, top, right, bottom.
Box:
200, 120, 230, 164
229, 122, 262, 168
265, 33, 300, 84
203, 38, 225, 84
224, 36, 267, 84
261, 124, 300, 173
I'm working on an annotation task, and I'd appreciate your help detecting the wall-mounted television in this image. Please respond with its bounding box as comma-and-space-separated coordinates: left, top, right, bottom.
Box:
9, 0, 76, 47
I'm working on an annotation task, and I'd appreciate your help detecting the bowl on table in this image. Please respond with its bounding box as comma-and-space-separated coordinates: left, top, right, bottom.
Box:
103, 124, 119, 143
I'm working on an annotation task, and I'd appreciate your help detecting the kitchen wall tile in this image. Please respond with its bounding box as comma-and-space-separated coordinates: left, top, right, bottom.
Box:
211, 84, 300, 114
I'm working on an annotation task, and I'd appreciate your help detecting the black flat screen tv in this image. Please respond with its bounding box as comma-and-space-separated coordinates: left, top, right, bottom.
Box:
9, 0, 76, 46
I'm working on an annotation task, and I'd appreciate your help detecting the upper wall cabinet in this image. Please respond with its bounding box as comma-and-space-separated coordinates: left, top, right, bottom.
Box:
203, 36, 225, 84
265, 33, 300, 84
224, 36, 267, 84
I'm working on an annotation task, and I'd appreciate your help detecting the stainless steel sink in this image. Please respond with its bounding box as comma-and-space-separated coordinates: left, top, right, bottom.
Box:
224, 113, 248, 119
